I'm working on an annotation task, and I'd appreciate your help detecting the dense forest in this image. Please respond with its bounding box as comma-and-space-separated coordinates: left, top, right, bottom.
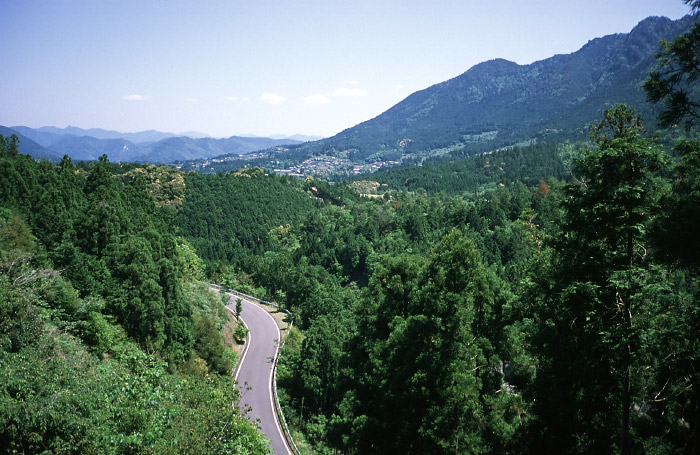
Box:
234, 108, 698, 454
0, 141, 270, 453
361, 142, 569, 195
171, 103, 700, 455
2, 3, 700, 455
177, 168, 322, 265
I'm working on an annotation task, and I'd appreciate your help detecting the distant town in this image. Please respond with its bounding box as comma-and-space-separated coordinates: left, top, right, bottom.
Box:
178, 148, 400, 178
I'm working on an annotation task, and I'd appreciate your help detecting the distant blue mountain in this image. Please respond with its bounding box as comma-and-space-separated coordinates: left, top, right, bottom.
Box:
47, 135, 141, 161
141, 136, 304, 162
270, 134, 324, 142
2, 125, 304, 163
11, 125, 180, 145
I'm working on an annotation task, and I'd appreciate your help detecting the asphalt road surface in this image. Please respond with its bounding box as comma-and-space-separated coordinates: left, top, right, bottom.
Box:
226, 295, 291, 455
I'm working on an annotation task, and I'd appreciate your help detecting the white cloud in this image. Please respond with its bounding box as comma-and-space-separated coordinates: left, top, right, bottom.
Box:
186, 97, 199, 103
121, 94, 151, 101
226, 95, 238, 101
331, 87, 367, 98
298, 84, 368, 105
301, 93, 331, 105
395, 84, 405, 90
260, 92, 286, 104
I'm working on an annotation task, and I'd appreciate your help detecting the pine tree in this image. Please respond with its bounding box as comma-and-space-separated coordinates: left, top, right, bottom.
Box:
531, 105, 671, 454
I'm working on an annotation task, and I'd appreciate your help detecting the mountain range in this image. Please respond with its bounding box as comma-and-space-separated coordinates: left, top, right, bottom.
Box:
315, 16, 691, 160
0, 125, 312, 163
203, 14, 691, 173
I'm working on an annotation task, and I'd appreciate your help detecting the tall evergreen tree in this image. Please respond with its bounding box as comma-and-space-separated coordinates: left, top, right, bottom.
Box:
531, 105, 670, 454
345, 230, 494, 454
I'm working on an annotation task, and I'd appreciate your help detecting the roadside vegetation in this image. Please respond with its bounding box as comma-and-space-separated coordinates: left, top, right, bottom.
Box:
0, 142, 269, 454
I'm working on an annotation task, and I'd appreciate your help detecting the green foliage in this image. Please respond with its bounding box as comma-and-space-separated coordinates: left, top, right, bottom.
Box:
0, 232, 270, 454
526, 105, 698, 454
233, 321, 249, 343
644, 8, 700, 130
365, 142, 567, 195
331, 230, 528, 454
0, 212, 36, 255
263, 101, 700, 455
0, 141, 201, 364
566, 105, 668, 273
235, 298, 243, 319
0, 331, 269, 454
193, 313, 232, 375
80, 309, 127, 355
123, 164, 186, 210
0, 275, 43, 354
177, 170, 320, 265
654, 138, 700, 266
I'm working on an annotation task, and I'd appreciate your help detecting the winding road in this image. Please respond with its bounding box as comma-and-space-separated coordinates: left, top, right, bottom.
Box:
224, 293, 292, 455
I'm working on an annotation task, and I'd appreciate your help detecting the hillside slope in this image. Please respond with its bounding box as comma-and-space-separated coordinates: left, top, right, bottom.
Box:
270, 15, 695, 165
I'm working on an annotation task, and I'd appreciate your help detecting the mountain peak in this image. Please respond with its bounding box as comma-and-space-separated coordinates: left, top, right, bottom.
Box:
246, 14, 695, 172
466, 58, 519, 74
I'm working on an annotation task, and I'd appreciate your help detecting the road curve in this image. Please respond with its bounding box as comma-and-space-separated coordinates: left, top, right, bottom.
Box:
225, 294, 291, 455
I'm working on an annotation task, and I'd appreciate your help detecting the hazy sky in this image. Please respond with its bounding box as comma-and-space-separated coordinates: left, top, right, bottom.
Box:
1, 0, 693, 138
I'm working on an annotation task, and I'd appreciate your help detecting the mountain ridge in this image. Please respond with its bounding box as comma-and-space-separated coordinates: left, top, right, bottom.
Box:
0, 126, 63, 161
347, 16, 689, 151
254, 15, 693, 170
1, 125, 305, 163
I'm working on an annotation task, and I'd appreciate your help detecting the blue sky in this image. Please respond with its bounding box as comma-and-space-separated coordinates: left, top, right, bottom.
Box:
0, 0, 693, 138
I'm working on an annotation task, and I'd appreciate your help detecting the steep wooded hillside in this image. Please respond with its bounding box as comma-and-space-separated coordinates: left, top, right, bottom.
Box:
311, 16, 693, 159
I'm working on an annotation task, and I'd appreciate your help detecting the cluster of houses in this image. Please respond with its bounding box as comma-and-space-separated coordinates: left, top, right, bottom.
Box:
274, 155, 400, 177
177, 151, 401, 177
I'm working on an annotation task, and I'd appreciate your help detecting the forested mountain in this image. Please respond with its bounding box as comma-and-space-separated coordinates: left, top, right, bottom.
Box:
306, 15, 692, 158
47, 135, 141, 162
8, 15, 692, 173
180, 14, 694, 177
361, 142, 569, 195
0, 126, 62, 162
2, 125, 304, 163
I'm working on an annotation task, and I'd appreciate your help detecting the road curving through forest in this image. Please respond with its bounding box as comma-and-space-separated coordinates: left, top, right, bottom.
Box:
221, 290, 293, 455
